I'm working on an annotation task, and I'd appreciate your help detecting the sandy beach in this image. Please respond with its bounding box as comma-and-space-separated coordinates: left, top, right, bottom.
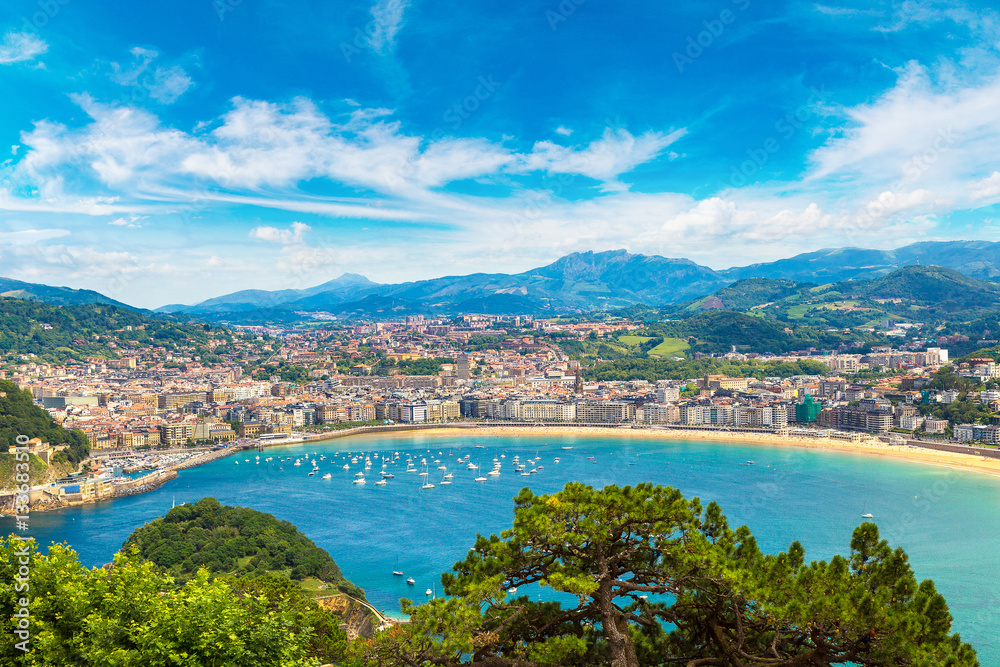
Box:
339, 424, 1000, 480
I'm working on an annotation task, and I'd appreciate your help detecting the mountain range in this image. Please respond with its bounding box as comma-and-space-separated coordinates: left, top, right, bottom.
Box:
6, 240, 1000, 320
160, 240, 1000, 319
0, 276, 134, 309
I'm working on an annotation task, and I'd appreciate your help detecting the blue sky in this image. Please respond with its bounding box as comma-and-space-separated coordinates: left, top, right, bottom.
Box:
1, 0, 999, 308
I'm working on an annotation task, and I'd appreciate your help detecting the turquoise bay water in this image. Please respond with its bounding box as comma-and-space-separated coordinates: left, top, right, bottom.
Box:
4, 432, 999, 661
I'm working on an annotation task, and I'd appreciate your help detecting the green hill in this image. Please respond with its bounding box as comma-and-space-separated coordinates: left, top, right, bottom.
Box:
837, 265, 1000, 312
0, 298, 221, 364
681, 278, 811, 313
124, 497, 365, 598
678, 311, 794, 353
655, 265, 1000, 330
0, 379, 89, 466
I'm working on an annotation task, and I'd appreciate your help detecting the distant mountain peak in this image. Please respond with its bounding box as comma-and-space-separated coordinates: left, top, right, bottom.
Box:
308, 273, 377, 290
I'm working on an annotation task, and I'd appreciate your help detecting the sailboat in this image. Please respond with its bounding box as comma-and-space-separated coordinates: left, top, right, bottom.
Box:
393, 557, 404, 577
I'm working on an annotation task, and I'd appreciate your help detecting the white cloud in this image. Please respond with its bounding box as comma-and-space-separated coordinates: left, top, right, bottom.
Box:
871, 0, 1000, 35
0, 32, 47, 64
813, 5, 880, 18
173, 98, 682, 194
146, 66, 193, 104
110, 47, 193, 104
514, 128, 687, 187
7, 73, 979, 286
806, 61, 1000, 213
16, 93, 197, 190
971, 171, 1000, 201
555, 126, 573, 136
108, 215, 146, 228
248, 221, 311, 245
0, 228, 70, 244
0, 242, 149, 291
369, 0, 410, 55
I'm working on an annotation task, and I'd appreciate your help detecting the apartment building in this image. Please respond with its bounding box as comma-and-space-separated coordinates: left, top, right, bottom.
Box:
160, 423, 195, 446
576, 401, 634, 423
655, 383, 680, 403
159, 392, 207, 410
642, 403, 680, 425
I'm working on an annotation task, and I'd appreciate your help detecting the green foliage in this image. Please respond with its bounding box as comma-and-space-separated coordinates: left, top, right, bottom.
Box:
0, 380, 90, 465
917, 398, 994, 424
685, 277, 810, 313
0, 536, 340, 666
124, 497, 353, 589
617, 335, 653, 346
374, 357, 453, 376
230, 574, 349, 664
354, 483, 978, 667
652, 265, 1000, 333
465, 335, 510, 351
585, 357, 829, 382
644, 336, 689, 358
926, 365, 980, 392
955, 345, 1000, 365
277, 363, 310, 384
645, 311, 876, 355
0, 452, 49, 489
558, 337, 633, 362
0, 298, 212, 364
848, 265, 1000, 313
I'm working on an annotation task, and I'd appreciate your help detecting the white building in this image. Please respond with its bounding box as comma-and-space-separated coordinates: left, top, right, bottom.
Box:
655, 384, 680, 403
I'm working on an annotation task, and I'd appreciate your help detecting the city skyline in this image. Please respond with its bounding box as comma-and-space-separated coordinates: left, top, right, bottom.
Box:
1, 0, 1000, 307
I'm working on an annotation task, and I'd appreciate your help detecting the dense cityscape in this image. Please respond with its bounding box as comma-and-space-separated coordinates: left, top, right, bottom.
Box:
6, 306, 1000, 510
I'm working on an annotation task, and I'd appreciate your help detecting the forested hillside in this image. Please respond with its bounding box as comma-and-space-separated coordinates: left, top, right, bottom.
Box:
646, 265, 1000, 335
585, 357, 830, 382
0, 298, 220, 364
125, 497, 364, 597
0, 379, 89, 464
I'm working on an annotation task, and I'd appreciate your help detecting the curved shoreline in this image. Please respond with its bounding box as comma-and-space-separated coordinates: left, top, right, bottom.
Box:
320, 423, 1000, 480
12, 422, 1000, 514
